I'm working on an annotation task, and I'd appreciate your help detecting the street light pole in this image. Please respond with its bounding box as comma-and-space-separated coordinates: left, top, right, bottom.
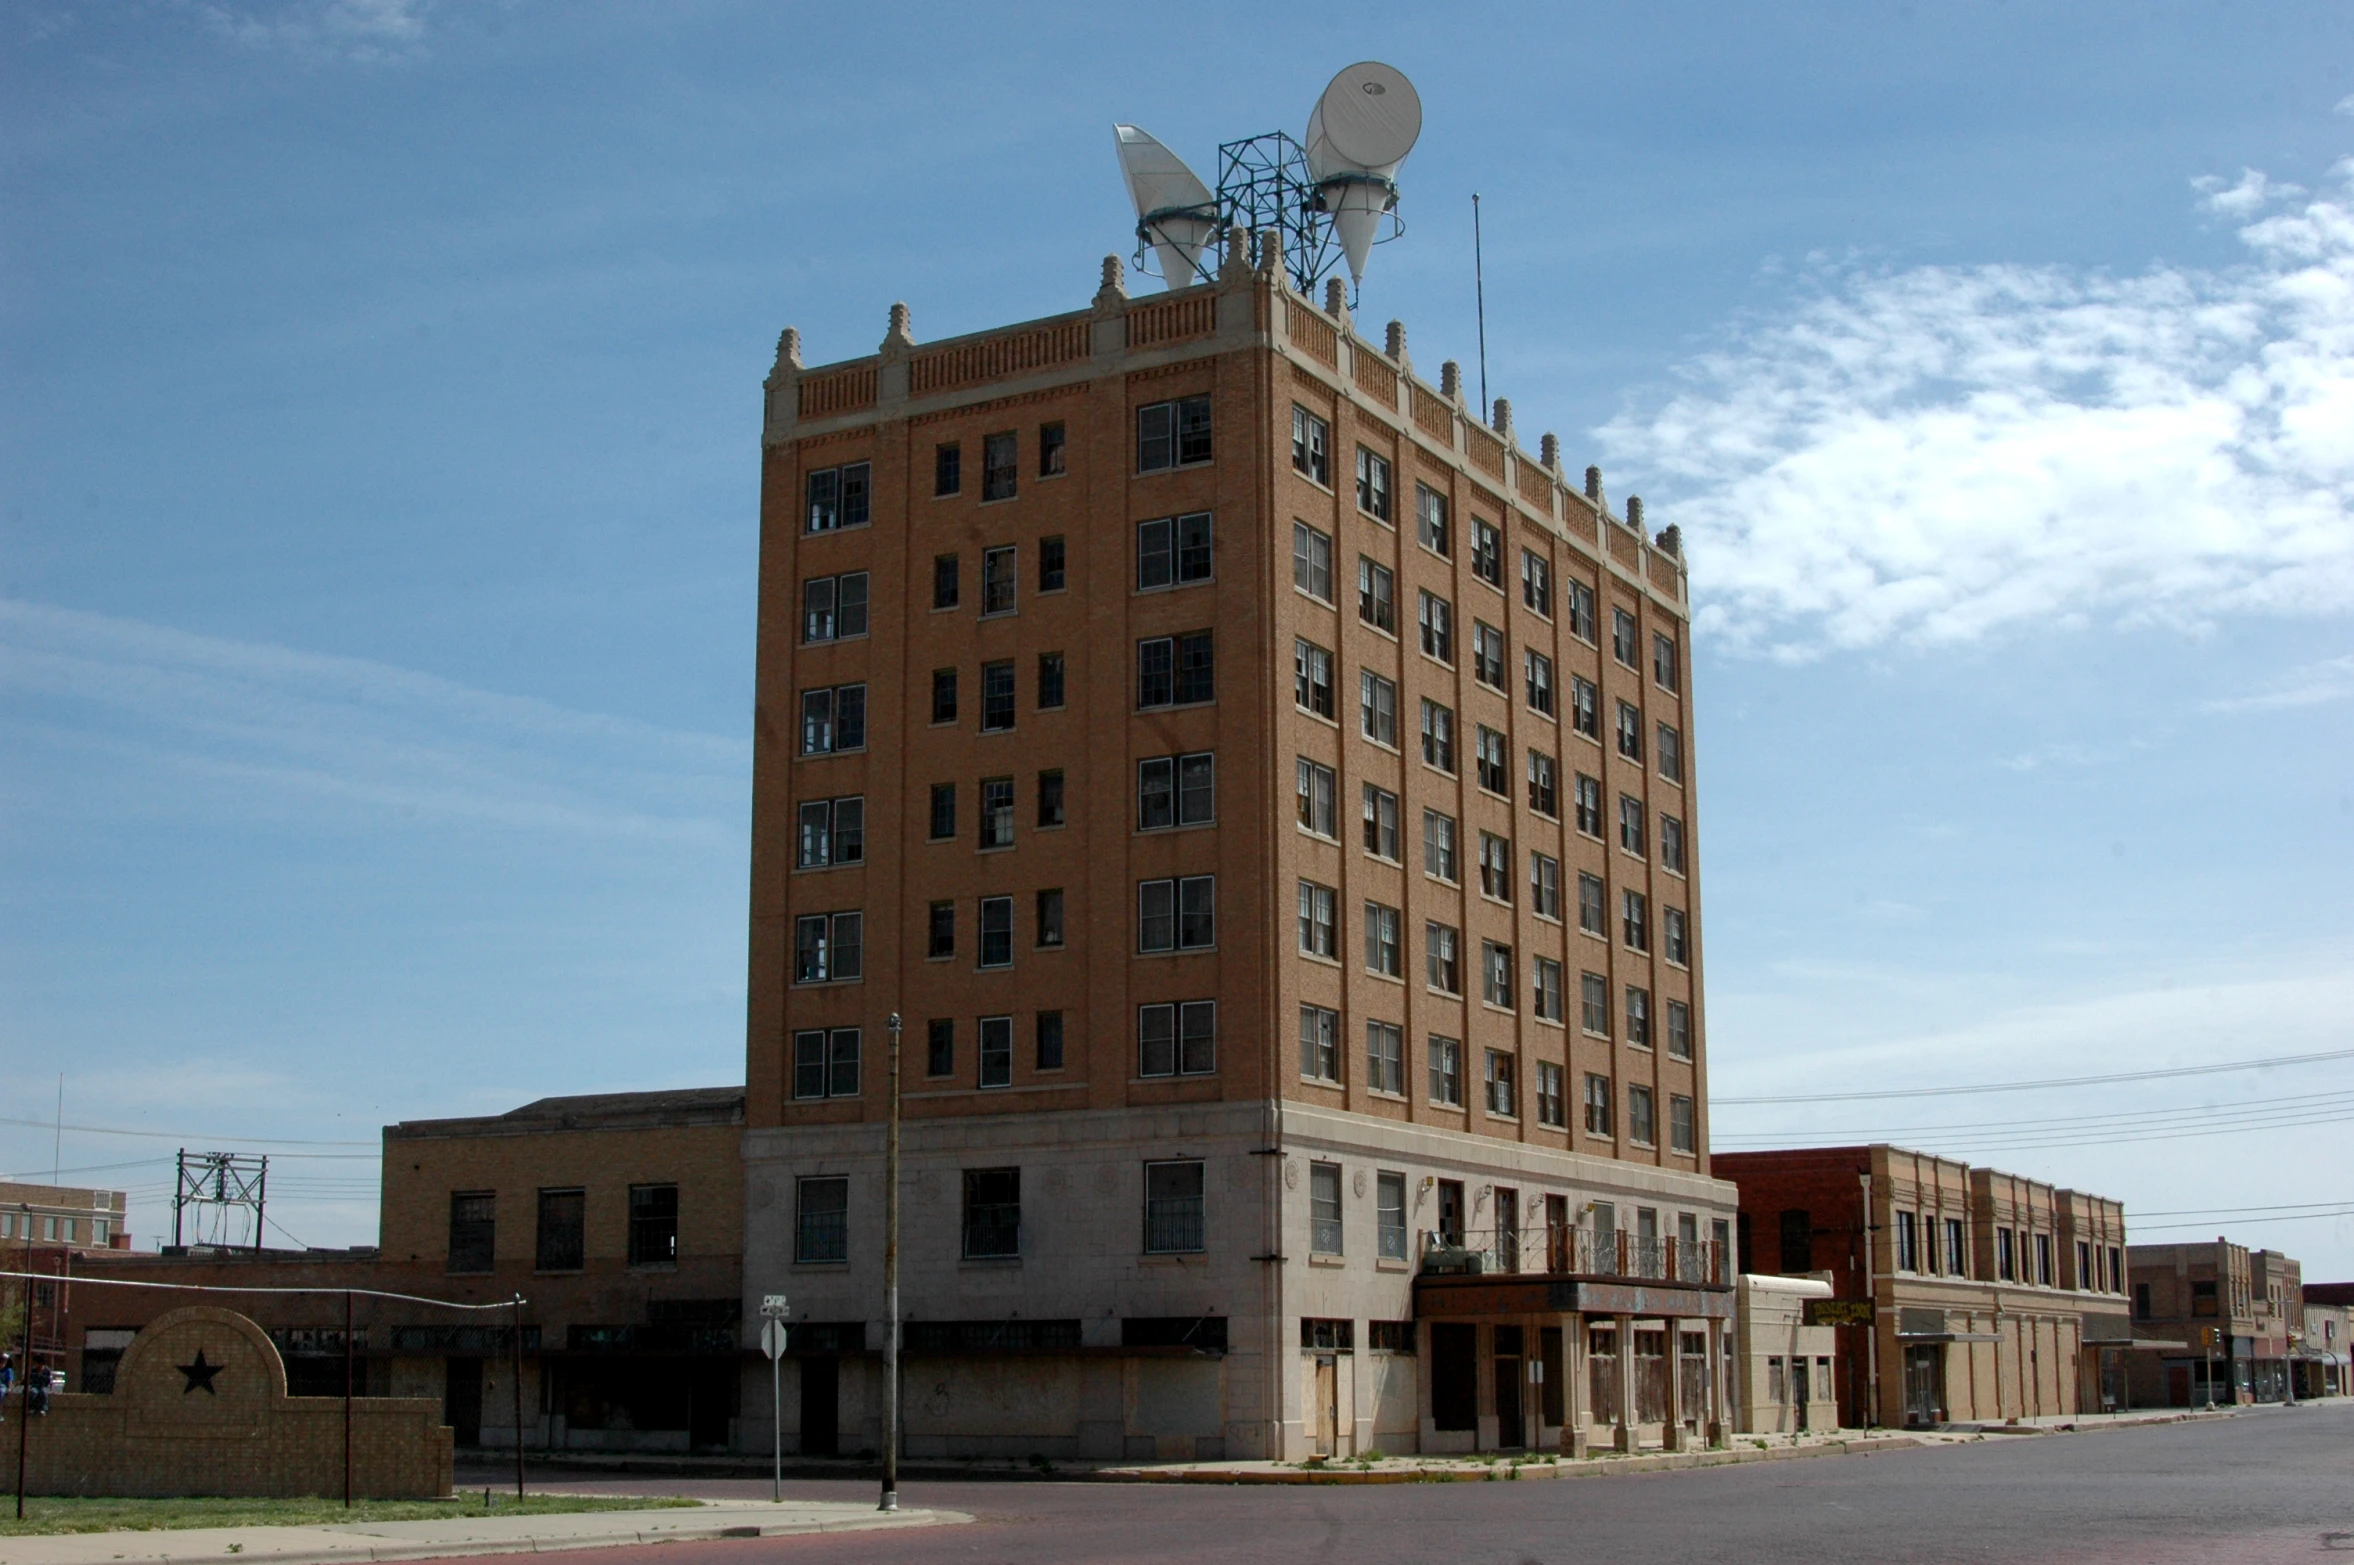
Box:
881, 1012, 901, 1513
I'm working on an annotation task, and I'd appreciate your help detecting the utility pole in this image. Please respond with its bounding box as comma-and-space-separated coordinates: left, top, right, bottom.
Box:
881, 1012, 901, 1513
1858, 1171, 1879, 1428
343, 1290, 354, 1507
15, 1203, 33, 1521
510, 1295, 525, 1500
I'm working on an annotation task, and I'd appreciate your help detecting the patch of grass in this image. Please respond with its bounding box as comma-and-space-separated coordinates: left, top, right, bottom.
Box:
0, 1493, 699, 1537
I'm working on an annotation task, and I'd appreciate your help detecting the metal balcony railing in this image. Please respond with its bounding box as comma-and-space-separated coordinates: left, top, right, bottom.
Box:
1419, 1226, 1726, 1286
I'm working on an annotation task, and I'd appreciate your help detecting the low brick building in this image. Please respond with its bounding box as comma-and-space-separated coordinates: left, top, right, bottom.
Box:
2128, 1240, 2309, 1405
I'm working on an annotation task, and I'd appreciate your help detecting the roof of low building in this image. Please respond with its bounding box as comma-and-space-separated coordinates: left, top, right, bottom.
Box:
386, 1086, 745, 1140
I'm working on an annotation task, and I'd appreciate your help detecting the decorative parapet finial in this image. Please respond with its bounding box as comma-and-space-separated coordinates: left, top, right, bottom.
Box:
1655, 523, 1681, 557
1491, 397, 1512, 436
882, 301, 915, 354
1627, 496, 1644, 532
1324, 276, 1347, 316
1585, 464, 1604, 501
770, 327, 803, 379
1096, 255, 1127, 307
1540, 432, 1560, 470
1440, 360, 1461, 402
1221, 226, 1251, 282
1385, 320, 1407, 363
1259, 227, 1287, 284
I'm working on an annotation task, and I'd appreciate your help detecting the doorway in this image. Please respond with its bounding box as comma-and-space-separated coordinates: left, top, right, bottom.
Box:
1431, 1323, 1477, 1432
800, 1356, 839, 1456
1311, 1354, 1339, 1456
1792, 1356, 1811, 1431
1492, 1325, 1525, 1448
1437, 1181, 1465, 1248
443, 1357, 483, 1447
1903, 1343, 1944, 1427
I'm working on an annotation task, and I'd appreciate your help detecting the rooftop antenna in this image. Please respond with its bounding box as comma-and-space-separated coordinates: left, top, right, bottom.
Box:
1303, 61, 1423, 294
1114, 125, 1221, 290
1472, 192, 1489, 423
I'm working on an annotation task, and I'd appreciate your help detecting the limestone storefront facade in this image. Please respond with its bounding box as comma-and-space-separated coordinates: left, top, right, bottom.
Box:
22, 1305, 450, 1498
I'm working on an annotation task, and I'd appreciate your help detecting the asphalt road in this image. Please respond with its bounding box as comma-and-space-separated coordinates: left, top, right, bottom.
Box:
460, 1403, 2354, 1565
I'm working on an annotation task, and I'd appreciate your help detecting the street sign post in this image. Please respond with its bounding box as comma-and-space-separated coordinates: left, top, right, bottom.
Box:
760, 1298, 789, 1501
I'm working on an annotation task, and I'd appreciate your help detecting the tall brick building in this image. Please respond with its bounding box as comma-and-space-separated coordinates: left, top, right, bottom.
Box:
742, 235, 1733, 1460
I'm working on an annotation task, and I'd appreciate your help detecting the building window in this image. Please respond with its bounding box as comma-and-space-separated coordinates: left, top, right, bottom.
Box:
1612, 607, 1639, 668
793, 911, 863, 982
926, 1018, 955, 1076
1138, 875, 1216, 952
2036, 1233, 2055, 1287
1358, 557, 1395, 631
1664, 907, 1689, 966
1946, 1218, 1967, 1277
1137, 630, 1215, 707
1530, 852, 1561, 919
805, 462, 871, 534
796, 796, 865, 869
1295, 638, 1335, 717
528, 1190, 582, 1273
1377, 1171, 1408, 1259
1036, 1011, 1065, 1069
1302, 1317, 1355, 1351
1040, 534, 1067, 590
1425, 922, 1461, 994
1036, 654, 1066, 711
1527, 750, 1559, 817
1659, 724, 1684, 784
2108, 1246, 2123, 1295
1616, 701, 1644, 763
979, 777, 1015, 849
1138, 511, 1213, 589
1476, 726, 1508, 794
928, 784, 957, 842
1036, 888, 1064, 948
927, 900, 955, 959
1139, 1000, 1217, 1076
1533, 958, 1564, 1022
1580, 971, 1610, 1036
1039, 421, 1066, 477
1565, 580, 1596, 643
931, 667, 958, 724
1536, 1062, 1566, 1128
1471, 518, 1502, 587
1485, 1050, 1516, 1117
962, 1168, 1021, 1259
628, 1183, 679, 1267
1291, 404, 1330, 483
1619, 794, 1647, 858
1570, 676, 1598, 739
982, 545, 1017, 614
980, 660, 1016, 731
1471, 622, 1505, 689
1428, 1035, 1463, 1105
978, 1015, 1013, 1088
935, 441, 962, 497
1418, 590, 1453, 663
448, 1192, 495, 1274
1360, 671, 1398, 744
1423, 810, 1458, 881
1661, 815, 1686, 874
1293, 521, 1334, 600
1627, 1085, 1656, 1147
2134, 1282, 2153, 1320
979, 896, 1014, 968
1416, 483, 1451, 557
1420, 700, 1455, 772
1666, 999, 1692, 1059
1895, 1211, 1920, 1272
1525, 650, 1555, 716
795, 1176, 849, 1263
1310, 1162, 1344, 1255
1669, 1095, 1696, 1155
1574, 772, 1603, 836
1998, 1228, 2017, 1282
934, 552, 960, 609
1298, 880, 1339, 957
1367, 1021, 1403, 1094
1482, 940, 1514, 1007
801, 571, 869, 643
1622, 890, 1650, 952
1355, 446, 1392, 519
1139, 395, 1212, 472
792, 1027, 862, 1099
1521, 550, 1552, 616
1145, 1161, 1206, 1253
1361, 784, 1400, 859
799, 684, 867, 755
1364, 901, 1402, 976
1577, 872, 1606, 937
1036, 766, 1066, 825
1138, 752, 1215, 829
1654, 632, 1680, 693
1300, 1004, 1340, 1082
1583, 1073, 1613, 1136
981, 431, 1018, 501
1478, 832, 1512, 901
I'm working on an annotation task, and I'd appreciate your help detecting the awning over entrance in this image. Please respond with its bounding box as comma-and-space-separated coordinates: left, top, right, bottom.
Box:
1414, 1273, 1733, 1321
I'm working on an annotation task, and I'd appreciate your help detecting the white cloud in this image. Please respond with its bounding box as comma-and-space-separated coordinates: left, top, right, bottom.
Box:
2336, 94, 2354, 119
2200, 650, 2354, 711
2194, 169, 2303, 219
0, 598, 742, 839
198, 0, 431, 63
1599, 159, 2354, 657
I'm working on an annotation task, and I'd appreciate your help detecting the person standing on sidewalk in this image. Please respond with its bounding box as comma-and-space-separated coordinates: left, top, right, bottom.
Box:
27, 1358, 50, 1415
0, 1350, 13, 1421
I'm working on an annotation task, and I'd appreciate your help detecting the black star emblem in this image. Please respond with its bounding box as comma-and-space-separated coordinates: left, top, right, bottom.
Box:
177, 1348, 224, 1395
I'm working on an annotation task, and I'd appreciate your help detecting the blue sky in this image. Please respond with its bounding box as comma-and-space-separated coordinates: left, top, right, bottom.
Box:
5, 1, 2351, 1270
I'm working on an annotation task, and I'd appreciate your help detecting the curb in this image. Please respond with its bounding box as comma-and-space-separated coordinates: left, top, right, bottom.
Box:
1094, 1435, 1927, 1485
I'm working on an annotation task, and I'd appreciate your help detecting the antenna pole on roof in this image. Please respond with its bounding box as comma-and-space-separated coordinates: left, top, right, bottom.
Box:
1472, 193, 1489, 424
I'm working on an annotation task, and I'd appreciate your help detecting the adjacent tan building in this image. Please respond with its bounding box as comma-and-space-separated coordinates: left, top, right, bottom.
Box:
744, 239, 1734, 1460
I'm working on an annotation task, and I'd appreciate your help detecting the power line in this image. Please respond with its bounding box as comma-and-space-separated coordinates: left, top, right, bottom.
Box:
2135, 1209, 2354, 1232
1717, 1104, 2354, 1159
1712, 1086, 2354, 1144
0, 1114, 375, 1146
2132, 1199, 2354, 1219
1713, 1045, 2354, 1106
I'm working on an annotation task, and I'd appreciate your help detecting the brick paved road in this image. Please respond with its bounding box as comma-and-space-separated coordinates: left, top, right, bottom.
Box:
460, 1401, 2354, 1565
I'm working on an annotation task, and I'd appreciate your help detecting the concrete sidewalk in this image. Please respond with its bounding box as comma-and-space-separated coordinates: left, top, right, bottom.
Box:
0, 1501, 966, 1565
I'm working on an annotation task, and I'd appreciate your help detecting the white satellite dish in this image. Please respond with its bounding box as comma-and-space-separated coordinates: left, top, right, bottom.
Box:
1303, 61, 1422, 289
1114, 125, 1222, 291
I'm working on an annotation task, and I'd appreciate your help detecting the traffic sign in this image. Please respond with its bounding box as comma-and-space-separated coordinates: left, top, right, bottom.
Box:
761, 1319, 788, 1361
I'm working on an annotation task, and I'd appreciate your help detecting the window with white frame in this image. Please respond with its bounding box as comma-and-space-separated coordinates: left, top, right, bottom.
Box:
1138, 875, 1216, 952
1137, 752, 1215, 830
793, 912, 863, 983
1422, 809, 1458, 881
1138, 396, 1212, 472
1471, 621, 1505, 688
1580, 971, 1610, 1036
1296, 758, 1337, 837
1475, 725, 1509, 793
791, 1027, 862, 1100
1138, 512, 1213, 590
1293, 521, 1333, 600
1530, 851, 1562, 919
1295, 638, 1335, 718
1536, 1062, 1566, 1128
1428, 1035, 1463, 1106
1426, 921, 1461, 993
1485, 1050, 1516, 1117
1416, 482, 1451, 556
1360, 671, 1398, 744
1364, 901, 1402, 977
1418, 590, 1453, 663
1297, 879, 1338, 958
1482, 941, 1513, 1007
1361, 784, 1400, 860
1478, 832, 1511, 901
1358, 557, 1395, 631
1367, 1022, 1404, 1094
1299, 1004, 1340, 1082
802, 571, 869, 643
1356, 446, 1392, 519
1533, 958, 1564, 1022
978, 1015, 1013, 1088
1420, 699, 1455, 771
796, 796, 865, 869
1291, 405, 1331, 484
1471, 518, 1502, 586
1138, 1000, 1217, 1076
